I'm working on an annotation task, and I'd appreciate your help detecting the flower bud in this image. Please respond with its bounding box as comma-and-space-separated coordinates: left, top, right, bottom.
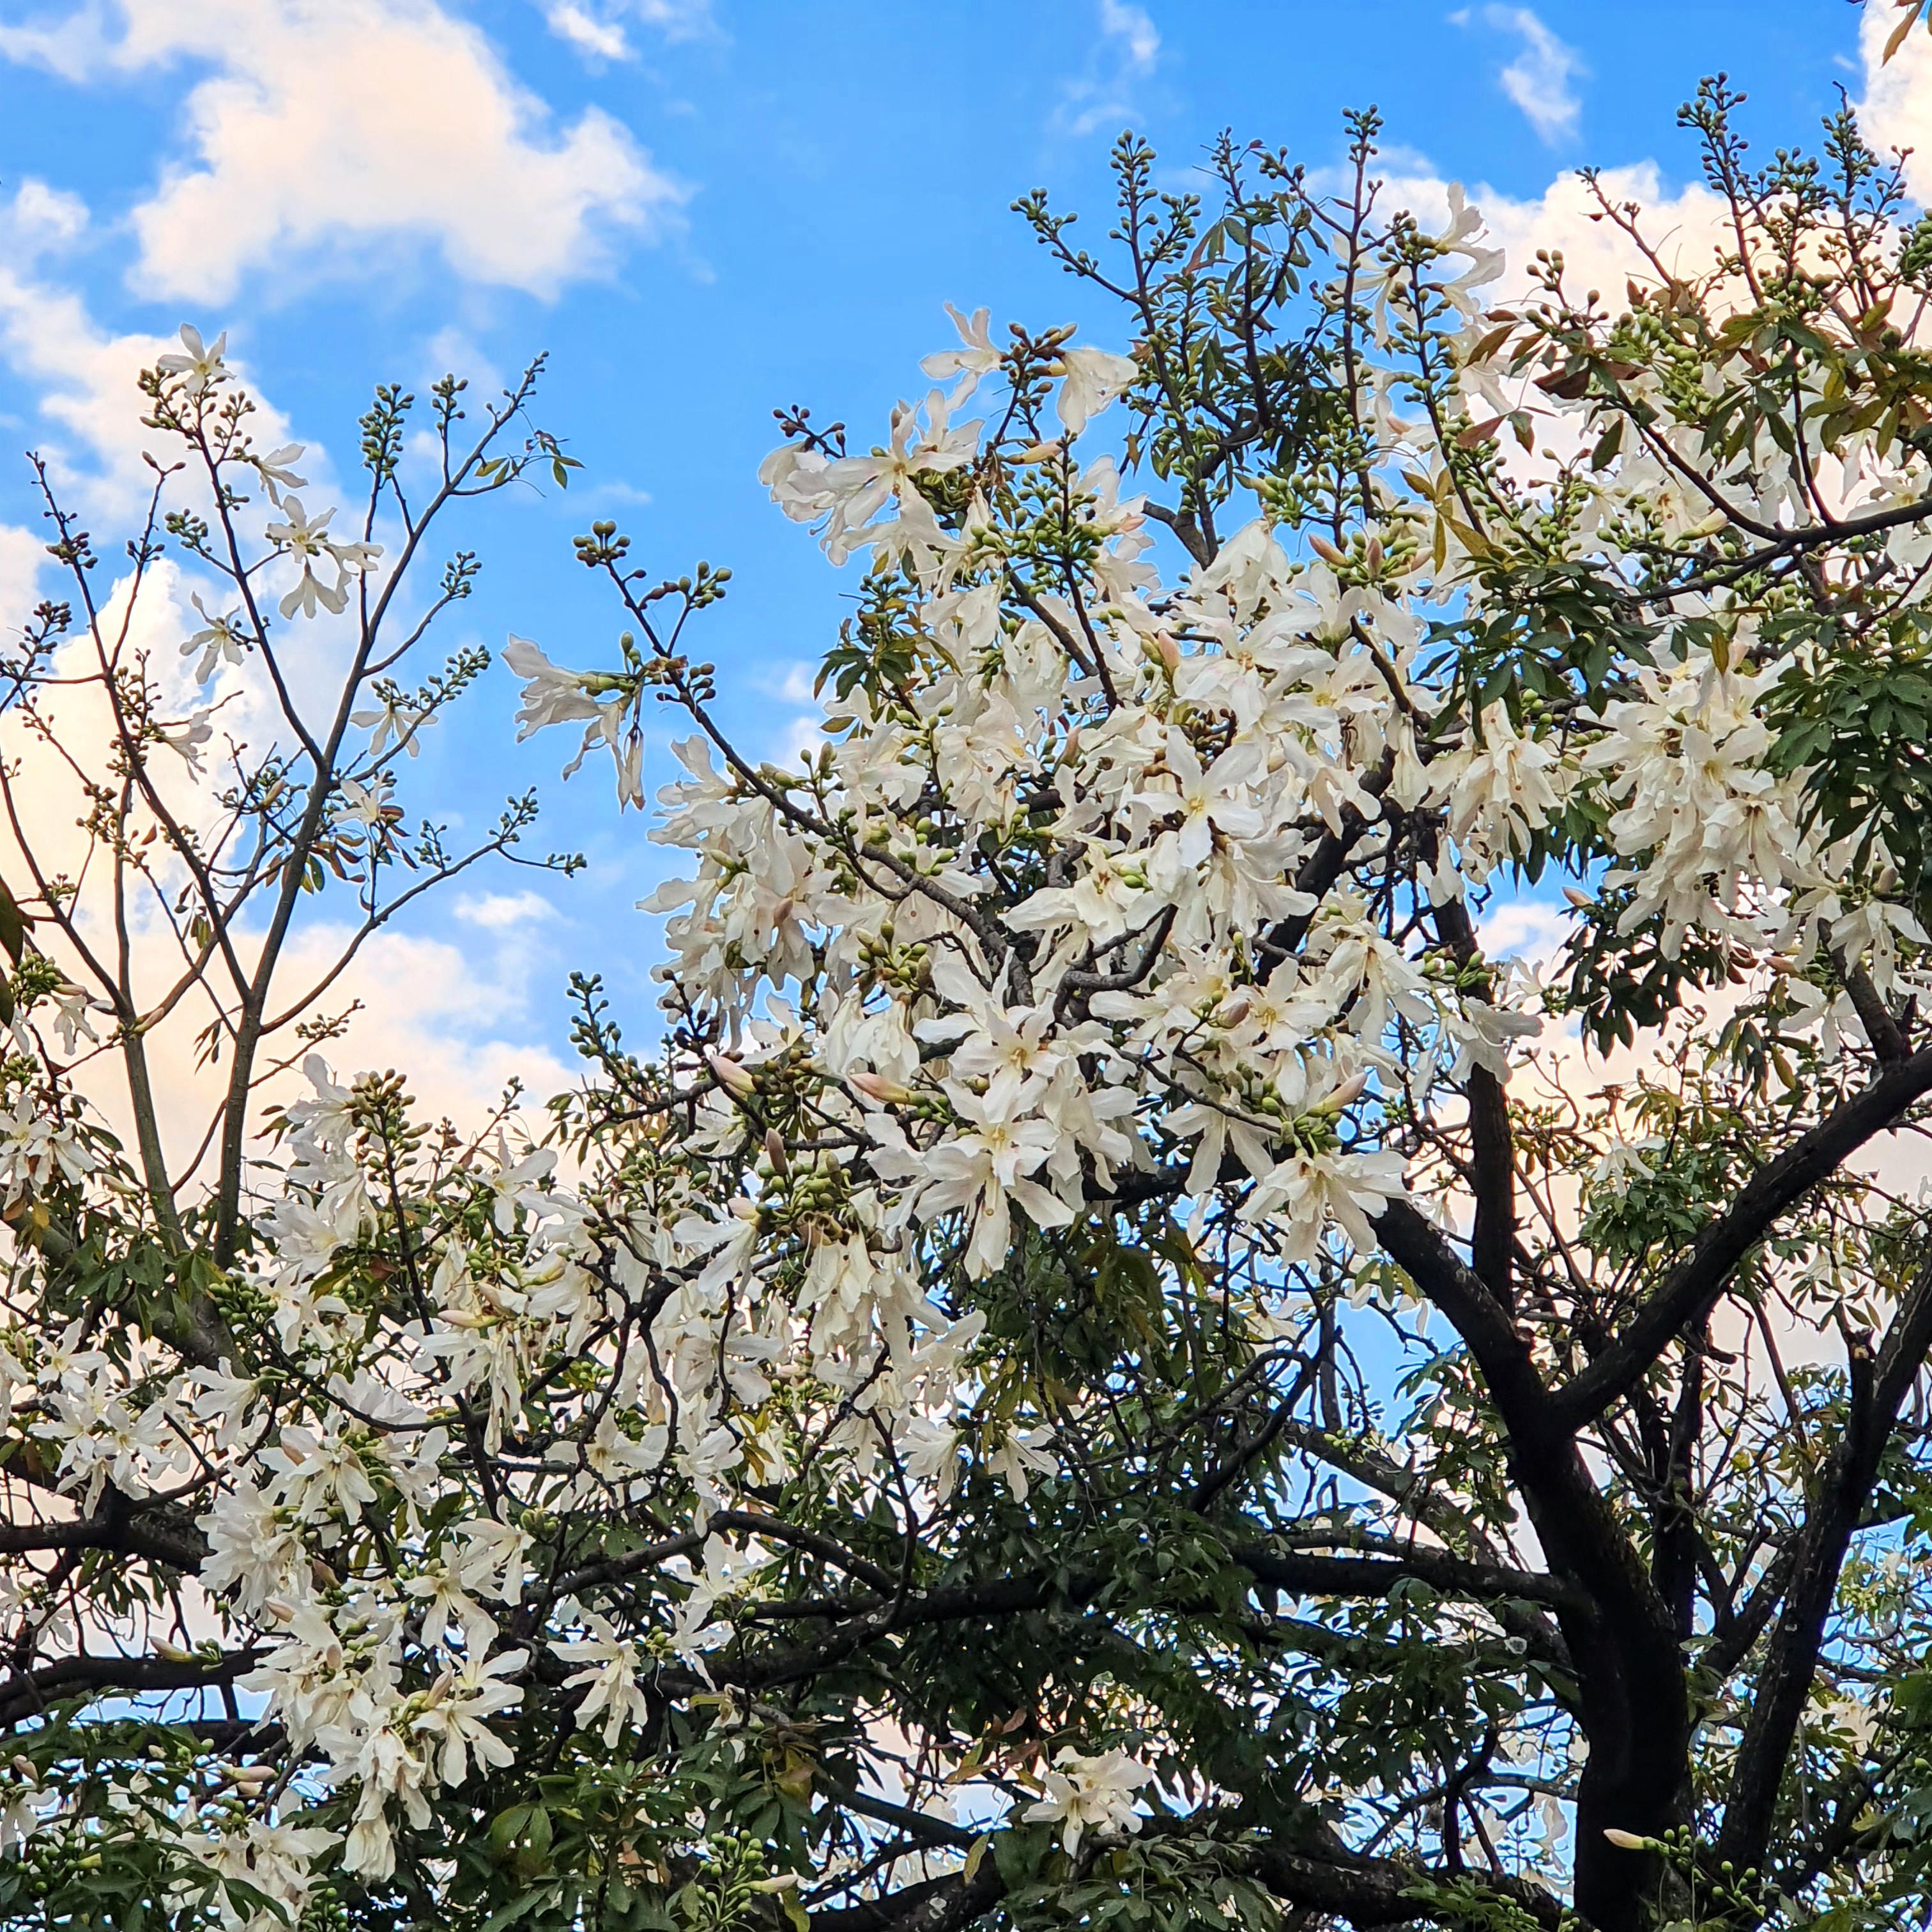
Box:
848, 1071, 912, 1105
705, 1050, 757, 1099
1310, 1070, 1370, 1116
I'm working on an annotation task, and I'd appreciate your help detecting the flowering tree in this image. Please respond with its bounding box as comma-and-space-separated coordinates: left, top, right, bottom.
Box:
10, 80, 1932, 1932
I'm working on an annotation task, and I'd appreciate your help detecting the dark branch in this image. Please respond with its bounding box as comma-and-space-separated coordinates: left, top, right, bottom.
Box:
1551, 1045, 1932, 1430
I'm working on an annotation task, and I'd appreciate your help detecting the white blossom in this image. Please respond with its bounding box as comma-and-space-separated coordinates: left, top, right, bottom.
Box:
1022, 1747, 1154, 1853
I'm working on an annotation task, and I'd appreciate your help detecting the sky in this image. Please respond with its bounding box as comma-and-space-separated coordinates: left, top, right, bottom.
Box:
0, 0, 1920, 1124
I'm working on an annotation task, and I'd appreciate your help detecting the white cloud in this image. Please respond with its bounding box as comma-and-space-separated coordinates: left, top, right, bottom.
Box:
1100, 0, 1158, 69
1476, 162, 1731, 303
540, 0, 716, 63
1346, 145, 1729, 319
0, 182, 314, 533
1478, 898, 1575, 971
0, 1, 103, 79
1054, 0, 1161, 140
155, 921, 578, 1172
758, 661, 818, 707
0, 0, 686, 305
1858, 3, 1932, 209
1343, 153, 1728, 472
457, 890, 559, 931
0, 268, 177, 511
0, 556, 574, 1177
772, 711, 827, 770
0, 523, 45, 636
421, 325, 505, 399
583, 478, 655, 508
755, 661, 825, 769
546, 2, 633, 60
1469, 6, 1583, 145
7, 178, 88, 248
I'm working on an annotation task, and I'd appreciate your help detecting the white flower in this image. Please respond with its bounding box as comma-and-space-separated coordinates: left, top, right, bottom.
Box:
350, 690, 432, 758
1238, 1144, 1408, 1262
264, 1422, 379, 1524
337, 1724, 431, 1879
157, 709, 213, 774
404, 1553, 496, 1650
42, 980, 101, 1055
1055, 346, 1137, 436
174, 1811, 334, 1919
1444, 704, 1566, 873
983, 1423, 1057, 1503
1589, 1138, 1665, 1197
266, 497, 349, 620
1135, 728, 1265, 870
410, 1649, 526, 1786
1022, 1746, 1154, 1853
897, 1415, 963, 1501
155, 323, 228, 399
452, 1515, 532, 1604
189, 1364, 264, 1449
197, 1480, 305, 1613
896, 1082, 1073, 1277
504, 634, 608, 735
767, 392, 979, 564
181, 594, 249, 681
0, 1763, 46, 1855
254, 441, 310, 500
338, 776, 395, 829
503, 634, 637, 799
921, 302, 1002, 404
551, 1608, 647, 1746
0, 1092, 91, 1205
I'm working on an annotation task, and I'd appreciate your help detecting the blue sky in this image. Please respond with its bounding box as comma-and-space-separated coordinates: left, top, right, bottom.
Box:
0, 0, 1900, 1105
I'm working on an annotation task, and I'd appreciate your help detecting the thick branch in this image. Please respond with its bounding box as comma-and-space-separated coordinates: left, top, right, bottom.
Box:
1431, 896, 1515, 1307
1372, 1201, 1542, 1420
1715, 1251, 1932, 1875
1551, 1045, 1932, 1430
1232, 1540, 1586, 1614
1246, 1839, 1571, 1931
811, 1857, 1004, 1932
0, 1649, 260, 1730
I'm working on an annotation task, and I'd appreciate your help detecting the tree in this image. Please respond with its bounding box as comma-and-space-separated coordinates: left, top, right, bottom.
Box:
4, 78, 1932, 1932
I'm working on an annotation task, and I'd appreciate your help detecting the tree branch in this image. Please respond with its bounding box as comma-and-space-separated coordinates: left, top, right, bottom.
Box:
1715, 1249, 1932, 1875
1551, 1045, 1932, 1430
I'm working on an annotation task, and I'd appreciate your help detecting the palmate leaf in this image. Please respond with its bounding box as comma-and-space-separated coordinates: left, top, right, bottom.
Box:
1551, 885, 1742, 1054
1766, 612, 1932, 914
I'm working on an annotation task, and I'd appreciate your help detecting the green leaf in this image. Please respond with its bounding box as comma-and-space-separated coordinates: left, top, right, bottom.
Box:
0, 878, 25, 965
479, 1887, 551, 1932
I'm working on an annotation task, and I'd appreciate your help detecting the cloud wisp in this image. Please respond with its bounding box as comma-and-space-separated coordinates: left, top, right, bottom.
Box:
542, 0, 716, 63
1054, 0, 1162, 141
1451, 5, 1584, 144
